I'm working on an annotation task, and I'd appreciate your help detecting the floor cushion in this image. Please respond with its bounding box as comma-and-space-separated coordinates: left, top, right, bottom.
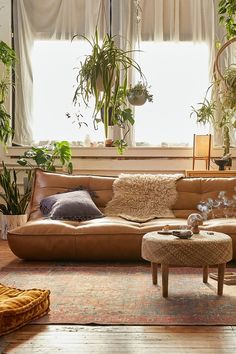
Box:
0, 283, 50, 336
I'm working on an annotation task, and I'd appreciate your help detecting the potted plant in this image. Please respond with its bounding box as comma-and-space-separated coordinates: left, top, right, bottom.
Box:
0, 162, 32, 240
97, 86, 135, 151
190, 0, 236, 160
17, 141, 73, 174
127, 81, 153, 106
0, 40, 16, 145
72, 29, 146, 150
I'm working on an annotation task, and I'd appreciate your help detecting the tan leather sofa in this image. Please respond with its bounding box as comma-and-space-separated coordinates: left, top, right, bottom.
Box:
7, 169, 236, 261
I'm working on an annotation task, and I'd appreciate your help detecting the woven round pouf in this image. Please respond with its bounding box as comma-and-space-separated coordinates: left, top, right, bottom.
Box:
142, 231, 233, 297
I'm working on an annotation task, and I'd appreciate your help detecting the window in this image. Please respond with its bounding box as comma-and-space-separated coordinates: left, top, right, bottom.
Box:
134, 42, 210, 146
32, 40, 104, 144
32, 39, 210, 146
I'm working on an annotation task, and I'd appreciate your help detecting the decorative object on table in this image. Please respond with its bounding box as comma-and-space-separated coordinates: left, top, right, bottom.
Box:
172, 230, 193, 239
197, 189, 236, 219
127, 81, 153, 106
192, 134, 211, 170
187, 213, 203, 234
0, 162, 31, 240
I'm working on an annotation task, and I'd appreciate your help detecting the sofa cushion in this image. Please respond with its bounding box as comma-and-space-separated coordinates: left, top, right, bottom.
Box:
40, 190, 103, 221
0, 283, 50, 336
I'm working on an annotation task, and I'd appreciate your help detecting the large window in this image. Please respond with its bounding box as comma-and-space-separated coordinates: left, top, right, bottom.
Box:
32, 39, 210, 146
32, 40, 104, 144
134, 42, 210, 146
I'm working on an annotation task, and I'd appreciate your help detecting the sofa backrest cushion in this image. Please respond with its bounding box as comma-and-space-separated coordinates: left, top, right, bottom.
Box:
29, 169, 115, 220
173, 177, 236, 218
29, 169, 236, 220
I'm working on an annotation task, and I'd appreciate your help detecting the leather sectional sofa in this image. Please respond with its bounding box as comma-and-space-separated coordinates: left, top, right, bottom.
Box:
7, 169, 236, 261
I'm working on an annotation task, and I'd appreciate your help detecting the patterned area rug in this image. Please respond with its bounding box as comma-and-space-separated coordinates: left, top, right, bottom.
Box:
0, 253, 236, 325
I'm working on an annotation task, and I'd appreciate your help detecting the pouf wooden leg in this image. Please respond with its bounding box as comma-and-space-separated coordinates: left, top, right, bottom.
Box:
151, 262, 158, 285
161, 264, 169, 298
218, 263, 226, 296
203, 265, 209, 283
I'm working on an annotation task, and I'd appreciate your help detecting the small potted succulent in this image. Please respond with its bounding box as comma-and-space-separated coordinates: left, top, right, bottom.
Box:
127, 82, 153, 106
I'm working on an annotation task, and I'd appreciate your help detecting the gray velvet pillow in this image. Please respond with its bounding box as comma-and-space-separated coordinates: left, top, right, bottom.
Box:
40, 190, 103, 221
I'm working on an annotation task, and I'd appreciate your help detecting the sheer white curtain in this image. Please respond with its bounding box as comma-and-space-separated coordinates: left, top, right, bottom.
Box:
13, 0, 109, 145
113, 0, 216, 146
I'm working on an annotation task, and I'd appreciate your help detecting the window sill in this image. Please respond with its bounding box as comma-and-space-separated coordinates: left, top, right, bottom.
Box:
6, 145, 229, 159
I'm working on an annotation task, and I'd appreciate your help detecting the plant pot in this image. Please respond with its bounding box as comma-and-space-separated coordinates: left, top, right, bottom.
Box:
127, 93, 147, 106
105, 126, 114, 147
1, 214, 28, 240
96, 71, 115, 92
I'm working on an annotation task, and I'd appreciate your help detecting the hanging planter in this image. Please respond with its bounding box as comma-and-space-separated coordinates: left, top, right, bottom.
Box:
127, 92, 147, 106
127, 82, 153, 106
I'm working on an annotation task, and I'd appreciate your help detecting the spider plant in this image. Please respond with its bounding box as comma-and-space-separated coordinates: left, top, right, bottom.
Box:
72, 29, 145, 148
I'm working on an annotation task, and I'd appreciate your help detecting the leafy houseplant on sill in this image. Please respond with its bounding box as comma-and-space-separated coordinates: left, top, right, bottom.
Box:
17, 141, 73, 174
72, 29, 147, 153
127, 82, 153, 106
0, 162, 32, 240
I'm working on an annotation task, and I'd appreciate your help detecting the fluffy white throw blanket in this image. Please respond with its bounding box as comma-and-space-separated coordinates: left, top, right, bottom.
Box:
105, 173, 183, 222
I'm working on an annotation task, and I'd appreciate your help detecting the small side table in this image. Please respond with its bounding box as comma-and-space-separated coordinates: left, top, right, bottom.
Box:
142, 231, 232, 297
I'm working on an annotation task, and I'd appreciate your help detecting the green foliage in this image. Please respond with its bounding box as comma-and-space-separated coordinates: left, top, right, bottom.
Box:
218, 0, 236, 39
0, 40, 16, 146
0, 162, 32, 215
190, 99, 216, 125
0, 41, 17, 70
0, 105, 12, 144
17, 141, 73, 174
72, 29, 145, 153
127, 82, 153, 103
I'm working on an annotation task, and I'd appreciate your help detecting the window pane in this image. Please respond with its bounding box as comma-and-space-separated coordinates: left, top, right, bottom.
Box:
32, 40, 103, 144
134, 42, 210, 146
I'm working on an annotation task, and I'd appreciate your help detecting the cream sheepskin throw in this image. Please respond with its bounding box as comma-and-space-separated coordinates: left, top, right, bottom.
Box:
105, 173, 183, 222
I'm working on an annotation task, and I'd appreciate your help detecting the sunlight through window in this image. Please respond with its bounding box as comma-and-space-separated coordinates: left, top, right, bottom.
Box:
134, 42, 210, 146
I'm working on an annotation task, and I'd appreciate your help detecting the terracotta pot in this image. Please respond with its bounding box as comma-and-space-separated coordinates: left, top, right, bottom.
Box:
1, 214, 28, 240
127, 93, 147, 106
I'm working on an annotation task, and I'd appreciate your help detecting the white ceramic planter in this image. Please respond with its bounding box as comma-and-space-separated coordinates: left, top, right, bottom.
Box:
1, 214, 28, 240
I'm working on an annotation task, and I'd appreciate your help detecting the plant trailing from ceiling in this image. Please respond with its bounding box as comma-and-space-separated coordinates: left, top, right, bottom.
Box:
127, 82, 153, 106
191, 1, 236, 157
0, 162, 32, 215
72, 29, 147, 152
218, 0, 236, 40
17, 141, 73, 174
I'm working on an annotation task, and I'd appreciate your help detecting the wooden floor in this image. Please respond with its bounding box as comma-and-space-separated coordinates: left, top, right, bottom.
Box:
1, 241, 236, 353
0, 325, 236, 353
